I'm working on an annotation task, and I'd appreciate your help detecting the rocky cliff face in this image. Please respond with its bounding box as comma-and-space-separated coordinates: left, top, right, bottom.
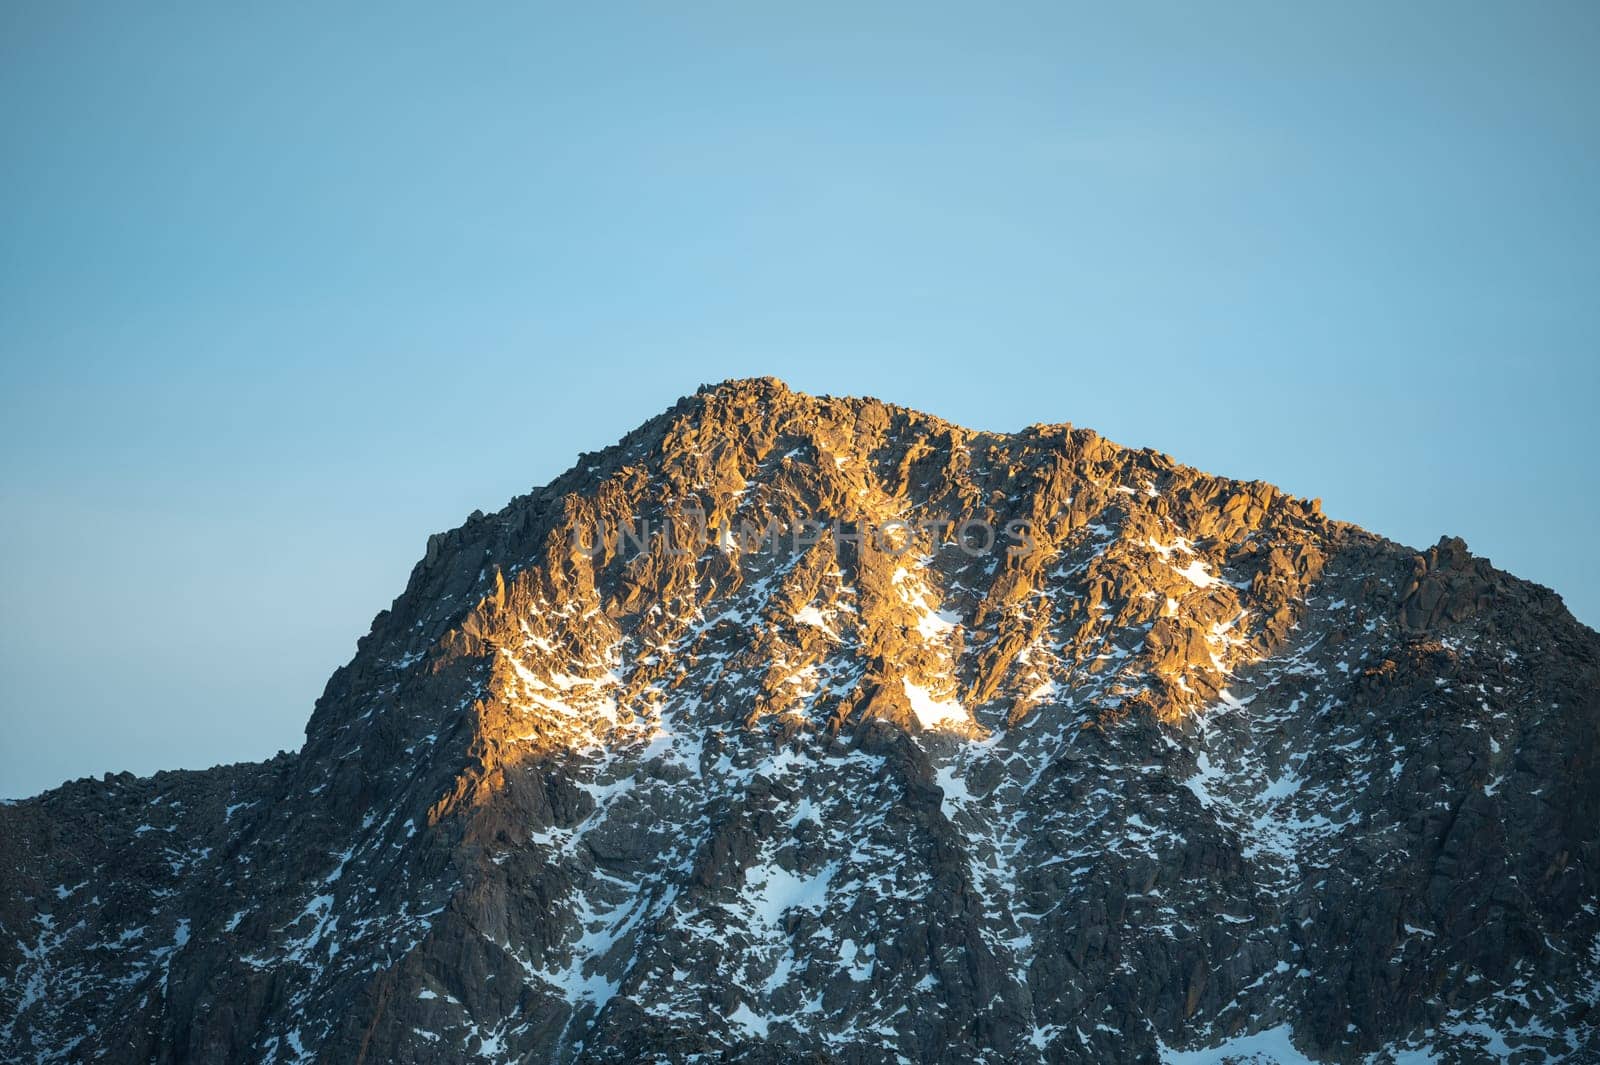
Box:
3, 378, 1597, 1064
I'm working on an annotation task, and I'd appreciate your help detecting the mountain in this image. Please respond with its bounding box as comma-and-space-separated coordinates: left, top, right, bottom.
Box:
3, 377, 1596, 1064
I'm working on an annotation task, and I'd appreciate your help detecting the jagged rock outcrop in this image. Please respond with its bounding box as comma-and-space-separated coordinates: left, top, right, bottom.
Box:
2, 378, 1596, 1063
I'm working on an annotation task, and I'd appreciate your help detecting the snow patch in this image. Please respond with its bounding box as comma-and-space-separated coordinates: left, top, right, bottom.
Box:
1160, 1024, 1320, 1064
1174, 559, 1220, 588
902, 678, 968, 730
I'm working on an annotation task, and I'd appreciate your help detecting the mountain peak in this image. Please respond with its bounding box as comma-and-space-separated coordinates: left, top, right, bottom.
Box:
4, 383, 1596, 1063
695, 374, 795, 398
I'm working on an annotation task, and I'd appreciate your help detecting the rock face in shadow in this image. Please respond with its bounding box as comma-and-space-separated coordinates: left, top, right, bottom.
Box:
2, 377, 1596, 1064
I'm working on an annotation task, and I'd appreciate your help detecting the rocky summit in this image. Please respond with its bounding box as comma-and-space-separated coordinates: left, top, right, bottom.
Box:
3, 377, 1597, 1064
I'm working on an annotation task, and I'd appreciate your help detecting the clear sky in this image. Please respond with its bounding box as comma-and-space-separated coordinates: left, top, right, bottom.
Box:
2, 2, 1596, 799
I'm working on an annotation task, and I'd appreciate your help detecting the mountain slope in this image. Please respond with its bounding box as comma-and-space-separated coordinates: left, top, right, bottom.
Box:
3, 377, 1597, 1063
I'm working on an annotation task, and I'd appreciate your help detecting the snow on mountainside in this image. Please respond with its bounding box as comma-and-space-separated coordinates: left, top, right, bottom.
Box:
2, 377, 1597, 1064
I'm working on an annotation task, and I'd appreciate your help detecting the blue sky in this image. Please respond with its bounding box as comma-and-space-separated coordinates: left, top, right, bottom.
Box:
2, 2, 1596, 798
